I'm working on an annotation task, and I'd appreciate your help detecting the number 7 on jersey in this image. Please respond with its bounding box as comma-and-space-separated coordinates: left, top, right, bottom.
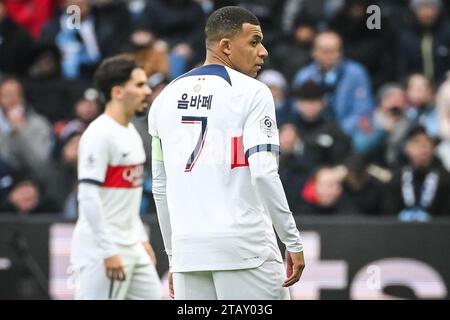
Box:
181, 116, 208, 172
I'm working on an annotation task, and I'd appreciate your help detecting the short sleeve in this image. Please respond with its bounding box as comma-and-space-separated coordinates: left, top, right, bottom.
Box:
243, 85, 280, 159
77, 130, 110, 185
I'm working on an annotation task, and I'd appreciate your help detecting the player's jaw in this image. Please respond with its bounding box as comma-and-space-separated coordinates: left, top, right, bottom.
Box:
253, 62, 264, 76
133, 95, 151, 117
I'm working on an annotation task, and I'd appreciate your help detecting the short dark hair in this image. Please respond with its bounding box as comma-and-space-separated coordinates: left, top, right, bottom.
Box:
94, 54, 138, 103
405, 125, 436, 144
205, 6, 260, 45
293, 81, 325, 100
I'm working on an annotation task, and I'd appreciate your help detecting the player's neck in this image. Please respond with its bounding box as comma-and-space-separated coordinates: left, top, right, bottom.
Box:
104, 102, 130, 127
204, 48, 233, 69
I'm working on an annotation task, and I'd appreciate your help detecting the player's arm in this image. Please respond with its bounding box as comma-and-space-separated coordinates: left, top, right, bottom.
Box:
77, 132, 125, 281
149, 92, 174, 297
151, 136, 174, 299
247, 152, 305, 287
244, 85, 305, 287
151, 137, 172, 264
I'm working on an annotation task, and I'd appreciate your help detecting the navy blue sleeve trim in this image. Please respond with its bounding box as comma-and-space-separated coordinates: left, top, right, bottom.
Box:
245, 144, 280, 159
78, 179, 103, 186
174, 64, 232, 86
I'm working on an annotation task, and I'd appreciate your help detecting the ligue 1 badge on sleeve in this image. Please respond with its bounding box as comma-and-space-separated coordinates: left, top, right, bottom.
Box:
260, 116, 275, 137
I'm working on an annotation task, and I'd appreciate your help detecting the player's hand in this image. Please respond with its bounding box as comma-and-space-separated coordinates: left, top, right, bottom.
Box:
104, 255, 126, 281
142, 241, 157, 266
168, 271, 174, 299
282, 250, 305, 287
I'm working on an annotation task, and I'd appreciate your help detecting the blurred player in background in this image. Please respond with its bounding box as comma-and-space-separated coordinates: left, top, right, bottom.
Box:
71, 55, 162, 300
149, 6, 305, 300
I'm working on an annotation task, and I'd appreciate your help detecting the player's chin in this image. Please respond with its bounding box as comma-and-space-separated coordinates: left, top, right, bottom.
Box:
135, 105, 148, 117
252, 67, 262, 78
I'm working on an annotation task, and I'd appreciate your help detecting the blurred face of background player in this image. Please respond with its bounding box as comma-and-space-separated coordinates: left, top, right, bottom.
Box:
112, 68, 152, 118
312, 32, 343, 72
223, 23, 268, 78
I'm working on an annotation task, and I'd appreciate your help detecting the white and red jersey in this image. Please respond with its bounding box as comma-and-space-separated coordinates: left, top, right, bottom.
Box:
72, 114, 146, 265
149, 65, 303, 272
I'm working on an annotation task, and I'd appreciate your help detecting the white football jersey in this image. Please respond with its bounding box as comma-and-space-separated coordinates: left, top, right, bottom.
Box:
149, 65, 284, 272
72, 114, 146, 264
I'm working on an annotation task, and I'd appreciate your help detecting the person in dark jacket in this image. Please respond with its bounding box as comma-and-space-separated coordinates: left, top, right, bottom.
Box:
397, 0, 450, 83
0, 174, 59, 214
288, 81, 352, 167
386, 125, 450, 220
0, 0, 36, 75
342, 153, 390, 216
329, 0, 396, 89
279, 123, 315, 213
270, 14, 315, 83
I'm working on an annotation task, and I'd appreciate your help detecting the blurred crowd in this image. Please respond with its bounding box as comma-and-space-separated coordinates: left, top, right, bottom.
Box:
1, 0, 450, 221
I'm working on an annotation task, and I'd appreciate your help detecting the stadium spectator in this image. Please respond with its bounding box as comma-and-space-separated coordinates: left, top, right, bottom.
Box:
298, 166, 360, 215
3, 0, 60, 39
279, 123, 315, 212
405, 73, 438, 137
270, 14, 315, 82
26, 43, 62, 80
397, 0, 450, 83
257, 69, 291, 125
288, 81, 351, 167
353, 83, 410, 167
126, 29, 170, 77
47, 119, 85, 217
0, 77, 53, 185
237, 0, 286, 49
386, 126, 450, 220
281, 0, 344, 34
0, 0, 36, 76
329, 0, 396, 89
135, 0, 206, 78
0, 176, 59, 214
292, 31, 375, 136
342, 154, 390, 216
40, 0, 129, 80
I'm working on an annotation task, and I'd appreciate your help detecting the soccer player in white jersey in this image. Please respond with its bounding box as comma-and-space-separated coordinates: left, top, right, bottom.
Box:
148, 6, 305, 300
71, 55, 163, 300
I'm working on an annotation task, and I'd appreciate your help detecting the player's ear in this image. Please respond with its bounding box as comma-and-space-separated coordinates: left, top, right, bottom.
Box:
111, 85, 124, 100
219, 38, 232, 56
